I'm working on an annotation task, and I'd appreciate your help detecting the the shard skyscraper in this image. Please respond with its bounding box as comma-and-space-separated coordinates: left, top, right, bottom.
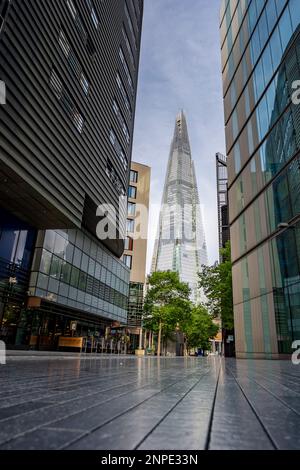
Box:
151, 111, 208, 303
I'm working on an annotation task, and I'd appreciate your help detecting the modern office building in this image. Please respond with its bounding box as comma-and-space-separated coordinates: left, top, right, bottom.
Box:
0, 0, 143, 350
151, 111, 208, 303
220, 0, 300, 358
123, 162, 151, 351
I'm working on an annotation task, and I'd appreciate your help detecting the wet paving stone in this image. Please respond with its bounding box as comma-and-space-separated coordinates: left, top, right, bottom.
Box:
0, 355, 299, 450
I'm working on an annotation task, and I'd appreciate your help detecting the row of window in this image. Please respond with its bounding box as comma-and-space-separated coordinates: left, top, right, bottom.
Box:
109, 129, 128, 171
122, 27, 135, 68
85, 0, 99, 29
225, 0, 300, 125
222, 0, 283, 92
113, 99, 130, 144
125, 1, 137, 51
49, 69, 84, 133
231, 152, 300, 262
106, 4, 139, 191
232, 224, 300, 351
36, 249, 129, 309
229, 71, 298, 186
230, 102, 298, 221
116, 73, 131, 116
40, 230, 129, 282
128, 0, 140, 36
119, 47, 134, 95
49, 0, 101, 132
58, 29, 89, 95
221, 0, 247, 69
227, 1, 300, 151
106, 160, 126, 197
66, 0, 96, 56
123, 172, 137, 270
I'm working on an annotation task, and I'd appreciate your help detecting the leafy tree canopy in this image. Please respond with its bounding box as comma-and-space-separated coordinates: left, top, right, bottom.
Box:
184, 305, 219, 351
143, 271, 192, 336
198, 242, 234, 330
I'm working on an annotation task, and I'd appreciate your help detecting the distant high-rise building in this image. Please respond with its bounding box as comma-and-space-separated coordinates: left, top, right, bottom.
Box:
0, 0, 143, 350
152, 111, 208, 303
220, 0, 300, 358
123, 161, 151, 349
216, 152, 229, 253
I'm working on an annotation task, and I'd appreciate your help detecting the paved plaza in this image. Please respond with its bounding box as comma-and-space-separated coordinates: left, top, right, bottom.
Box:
0, 354, 300, 450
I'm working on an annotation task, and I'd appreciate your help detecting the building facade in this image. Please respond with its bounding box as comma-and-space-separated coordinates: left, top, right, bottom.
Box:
151, 111, 208, 303
216, 152, 230, 252
123, 162, 151, 351
220, 0, 300, 358
0, 0, 143, 350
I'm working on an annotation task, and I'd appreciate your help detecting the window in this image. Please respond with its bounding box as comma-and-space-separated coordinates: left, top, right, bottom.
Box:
50, 69, 84, 133
124, 2, 137, 50
85, 0, 99, 29
106, 159, 126, 197
128, 202, 136, 216
66, 0, 76, 19
113, 99, 130, 144
58, 30, 90, 95
129, 0, 139, 27
123, 254, 132, 269
119, 47, 134, 95
124, 237, 133, 251
116, 73, 131, 115
109, 129, 128, 170
128, 185, 137, 199
130, 170, 138, 183
66, 0, 96, 57
126, 219, 135, 233
122, 27, 135, 67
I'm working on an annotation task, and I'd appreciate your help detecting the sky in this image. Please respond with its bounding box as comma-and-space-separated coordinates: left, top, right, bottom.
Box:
132, 0, 226, 273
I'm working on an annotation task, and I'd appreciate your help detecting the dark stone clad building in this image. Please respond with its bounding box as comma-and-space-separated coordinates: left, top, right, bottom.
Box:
0, 0, 143, 350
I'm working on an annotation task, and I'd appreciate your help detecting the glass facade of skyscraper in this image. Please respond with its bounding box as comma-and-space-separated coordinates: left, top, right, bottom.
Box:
221, 0, 300, 357
151, 112, 208, 304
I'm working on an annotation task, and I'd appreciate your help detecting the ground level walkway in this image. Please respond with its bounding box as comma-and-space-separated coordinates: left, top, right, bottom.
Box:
0, 354, 299, 450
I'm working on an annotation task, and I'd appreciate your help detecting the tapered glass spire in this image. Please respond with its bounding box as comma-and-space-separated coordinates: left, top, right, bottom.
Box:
152, 111, 208, 303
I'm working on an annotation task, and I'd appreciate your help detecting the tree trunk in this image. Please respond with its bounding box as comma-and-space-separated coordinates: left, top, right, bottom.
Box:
157, 321, 162, 357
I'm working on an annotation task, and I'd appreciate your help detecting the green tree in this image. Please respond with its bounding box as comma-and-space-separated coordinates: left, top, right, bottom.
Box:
198, 242, 234, 330
184, 305, 219, 353
143, 271, 192, 356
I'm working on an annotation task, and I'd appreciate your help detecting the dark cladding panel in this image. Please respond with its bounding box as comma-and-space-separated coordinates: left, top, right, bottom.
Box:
0, 0, 143, 256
